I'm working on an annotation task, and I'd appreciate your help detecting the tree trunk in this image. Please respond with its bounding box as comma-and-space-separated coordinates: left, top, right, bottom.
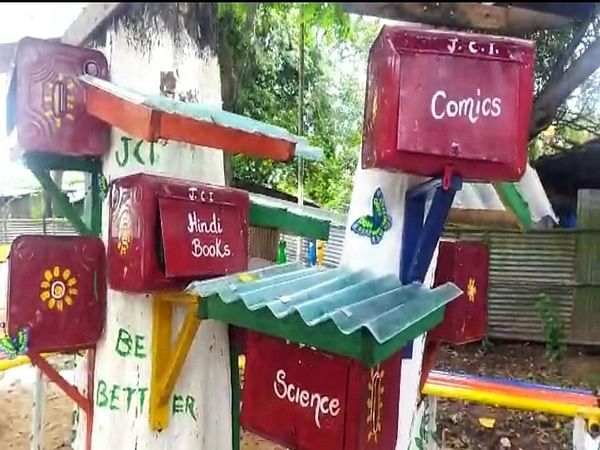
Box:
73, 4, 232, 449
339, 161, 440, 449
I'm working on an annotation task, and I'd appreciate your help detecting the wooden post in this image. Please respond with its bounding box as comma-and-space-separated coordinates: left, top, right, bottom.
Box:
71, 4, 232, 449
31, 368, 44, 450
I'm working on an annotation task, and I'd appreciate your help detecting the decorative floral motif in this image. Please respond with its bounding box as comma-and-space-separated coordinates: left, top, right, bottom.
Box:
40, 266, 78, 311
117, 210, 132, 256
467, 277, 477, 303
367, 364, 385, 443
43, 73, 76, 129
351, 187, 392, 245
0, 323, 29, 360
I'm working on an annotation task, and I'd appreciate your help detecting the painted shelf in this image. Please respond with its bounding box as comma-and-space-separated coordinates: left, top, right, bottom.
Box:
80, 75, 323, 162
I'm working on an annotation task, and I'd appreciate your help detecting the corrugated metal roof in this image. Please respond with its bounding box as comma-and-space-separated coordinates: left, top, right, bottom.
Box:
187, 262, 462, 344
282, 224, 600, 345
0, 219, 78, 244
444, 229, 577, 343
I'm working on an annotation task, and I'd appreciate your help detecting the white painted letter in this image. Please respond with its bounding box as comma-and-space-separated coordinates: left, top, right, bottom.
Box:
329, 398, 341, 417
491, 98, 502, 117
482, 98, 491, 116
447, 38, 458, 53
300, 391, 310, 407
273, 369, 287, 399
431, 91, 446, 119
446, 100, 459, 118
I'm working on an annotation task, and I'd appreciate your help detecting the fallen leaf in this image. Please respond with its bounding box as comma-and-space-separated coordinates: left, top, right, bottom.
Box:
478, 417, 496, 429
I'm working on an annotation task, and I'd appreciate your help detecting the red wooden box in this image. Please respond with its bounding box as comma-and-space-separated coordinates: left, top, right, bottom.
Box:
362, 26, 535, 182
428, 240, 489, 344
7, 235, 106, 354
7, 37, 111, 156
241, 332, 401, 450
108, 173, 250, 292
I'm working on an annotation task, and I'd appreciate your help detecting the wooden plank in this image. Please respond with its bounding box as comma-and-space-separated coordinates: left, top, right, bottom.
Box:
149, 298, 172, 431
506, 3, 596, 21
62, 3, 127, 46
341, 3, 574, 35
249, 202, 330, 240
447, 208, 522, 230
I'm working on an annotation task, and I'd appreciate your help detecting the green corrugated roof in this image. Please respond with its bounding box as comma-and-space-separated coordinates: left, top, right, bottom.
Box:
189, 262, 462, 366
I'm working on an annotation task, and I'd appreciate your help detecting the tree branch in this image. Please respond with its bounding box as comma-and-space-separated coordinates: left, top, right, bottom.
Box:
530, 35, 600, 139
544, 15, 594, 91
560, 120, 600, 136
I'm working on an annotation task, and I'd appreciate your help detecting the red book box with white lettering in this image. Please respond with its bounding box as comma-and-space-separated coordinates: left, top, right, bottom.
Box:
241, 332, 402, 450
108, 173, 249, 292
362, 25, 535, 182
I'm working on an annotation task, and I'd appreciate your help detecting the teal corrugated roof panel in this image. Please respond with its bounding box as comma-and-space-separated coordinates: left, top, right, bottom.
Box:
189, 263, 462, 366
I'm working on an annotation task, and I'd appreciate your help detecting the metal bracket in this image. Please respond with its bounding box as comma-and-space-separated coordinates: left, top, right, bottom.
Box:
23, 152, 103, 236
400, 175, 463, 358
28, 349, 95, 450
150, 293, 201, 431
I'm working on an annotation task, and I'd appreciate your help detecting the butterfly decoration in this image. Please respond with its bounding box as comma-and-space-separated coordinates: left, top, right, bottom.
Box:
351, 187, 392, 245
0, 322, 29, 360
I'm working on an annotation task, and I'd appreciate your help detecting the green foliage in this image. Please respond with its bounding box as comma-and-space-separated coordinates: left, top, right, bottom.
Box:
219, 3, 600, 204
218, 3, 378, 212
526, 15, 600, 158
535, 293, 567, 363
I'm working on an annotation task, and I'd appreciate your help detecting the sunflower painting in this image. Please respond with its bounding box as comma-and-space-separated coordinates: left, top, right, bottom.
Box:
40, 266, 78, 311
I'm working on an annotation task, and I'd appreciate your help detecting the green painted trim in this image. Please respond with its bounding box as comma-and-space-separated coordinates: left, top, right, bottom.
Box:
228, 333, 241, 450
29, 167, 94, 236
24, 152, 102, 173
90, 171, 102, 236
249, 201, 330, 240
494, 182, 533, 231
198, 295, 445, 367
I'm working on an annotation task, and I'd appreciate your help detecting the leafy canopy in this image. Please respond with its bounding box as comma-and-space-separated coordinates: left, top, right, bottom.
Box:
218, 3, 378, 212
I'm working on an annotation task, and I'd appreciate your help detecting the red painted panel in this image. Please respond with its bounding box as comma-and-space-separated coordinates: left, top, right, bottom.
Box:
7, 235, 106, 353
108, 173, 249, 293
241, 332, 402, 450
159, 196, 247, 278
345, 353, 402, 450
242, 333, 349, 450
10, 37, 110, 156
362, 26, 534, 182
429, 240, 489, 344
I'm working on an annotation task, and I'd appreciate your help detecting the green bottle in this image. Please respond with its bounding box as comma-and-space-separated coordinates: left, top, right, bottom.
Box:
277, 239, 287, 264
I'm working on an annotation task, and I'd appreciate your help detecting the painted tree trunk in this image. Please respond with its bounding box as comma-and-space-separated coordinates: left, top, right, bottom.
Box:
73, 4, 232, 450
339, 161, 440, 450
573, 417, 600, 450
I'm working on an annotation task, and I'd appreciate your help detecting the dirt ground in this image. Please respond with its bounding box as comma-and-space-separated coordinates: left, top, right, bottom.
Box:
0, 342, 597, 450
435, 342, 600, 449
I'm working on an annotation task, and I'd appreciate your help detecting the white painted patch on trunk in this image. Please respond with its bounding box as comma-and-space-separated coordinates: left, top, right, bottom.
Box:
573, 416, 600, 450
339, 160, 439, 449
73, 16, 232, 450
